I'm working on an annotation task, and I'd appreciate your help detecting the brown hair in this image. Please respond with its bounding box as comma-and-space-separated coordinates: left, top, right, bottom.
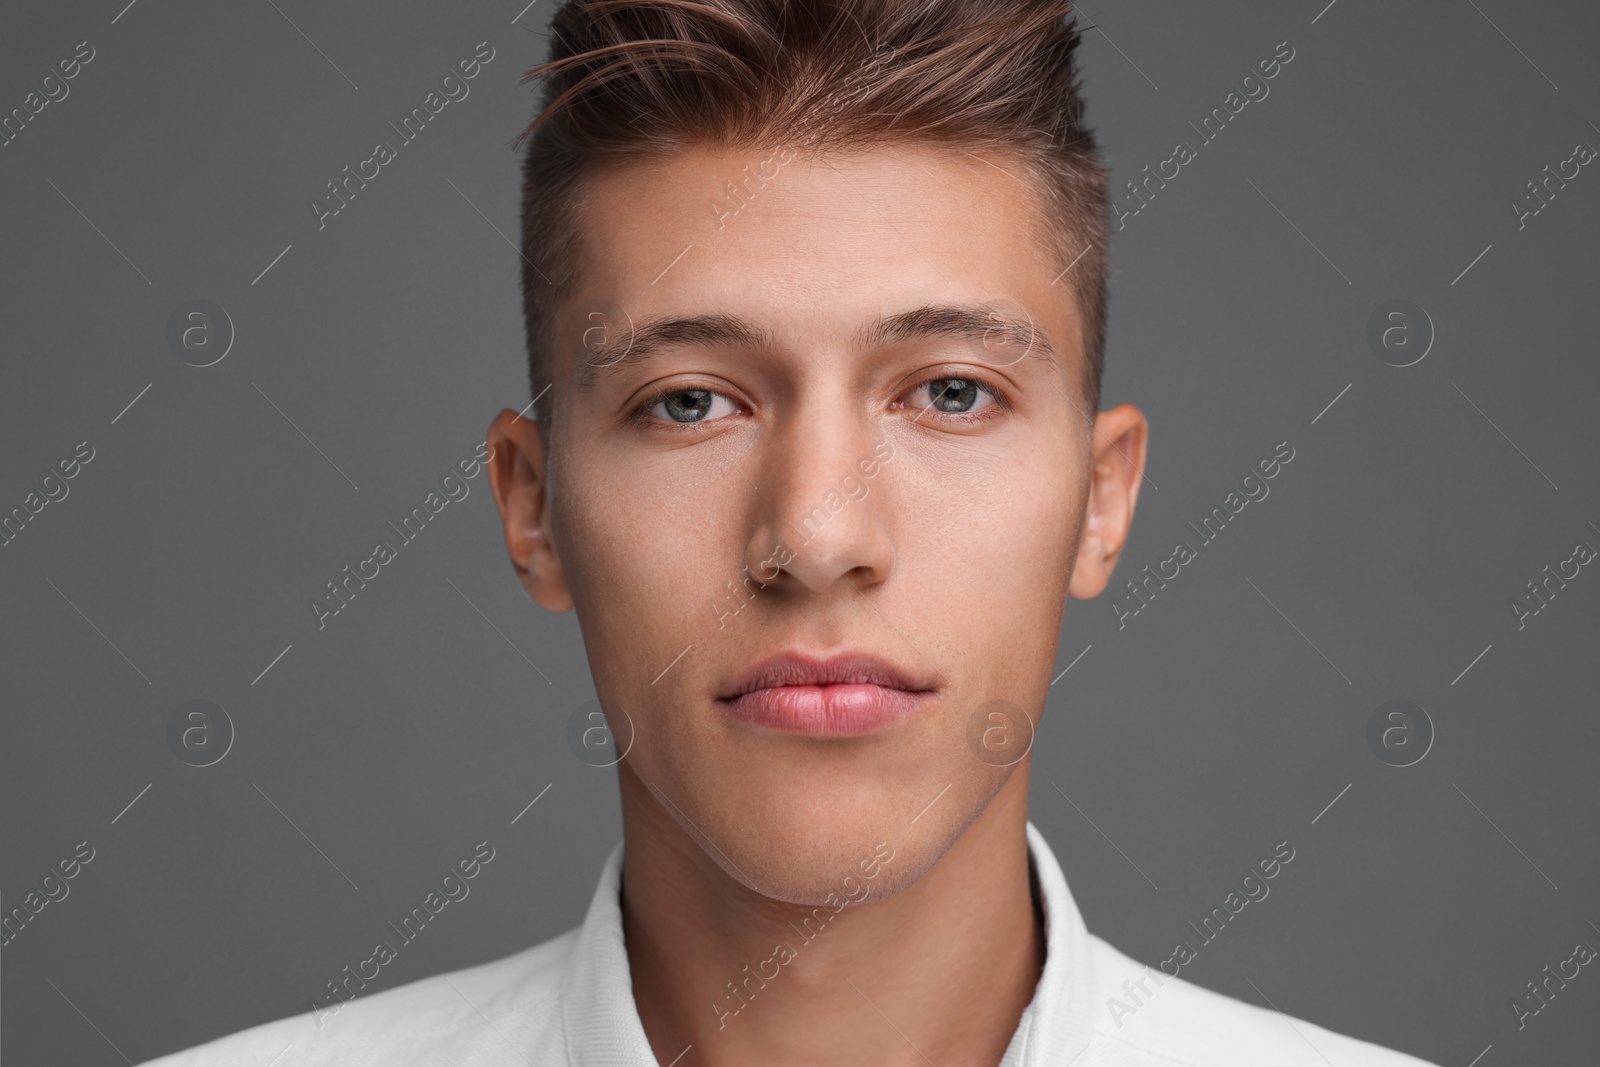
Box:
517, 0, 1109, 433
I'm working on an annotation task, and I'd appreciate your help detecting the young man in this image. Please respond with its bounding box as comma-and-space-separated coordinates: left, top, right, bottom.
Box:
142, 1, 1437, 1064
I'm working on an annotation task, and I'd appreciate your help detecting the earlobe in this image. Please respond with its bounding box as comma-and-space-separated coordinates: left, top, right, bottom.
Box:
486, 409, 574, 613
1066, 405, 1148, 601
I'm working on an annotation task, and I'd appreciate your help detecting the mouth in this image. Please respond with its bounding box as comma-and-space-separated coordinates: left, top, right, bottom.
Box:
716, 651, 939, 737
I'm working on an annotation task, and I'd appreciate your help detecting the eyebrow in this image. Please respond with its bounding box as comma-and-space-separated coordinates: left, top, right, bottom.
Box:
576, 302, 1057, 387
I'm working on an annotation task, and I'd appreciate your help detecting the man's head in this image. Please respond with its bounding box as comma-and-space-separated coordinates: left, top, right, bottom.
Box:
487, 0, 1147, 904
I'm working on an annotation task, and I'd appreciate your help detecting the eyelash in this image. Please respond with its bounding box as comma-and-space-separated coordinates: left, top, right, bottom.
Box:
627, 387, 731, 431
901, 377, 1010, 423
630, 376, 1011, 430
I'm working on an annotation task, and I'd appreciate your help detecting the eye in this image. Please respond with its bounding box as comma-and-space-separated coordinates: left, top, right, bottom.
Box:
641, 387, 740, 425
903, 378, 1001, 417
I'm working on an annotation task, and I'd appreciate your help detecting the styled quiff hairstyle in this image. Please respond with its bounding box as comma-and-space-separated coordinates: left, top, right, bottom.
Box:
517, 0, 1109, 433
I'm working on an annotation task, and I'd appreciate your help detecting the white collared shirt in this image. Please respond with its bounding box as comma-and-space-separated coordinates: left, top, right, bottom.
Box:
141, 822, 1438, 1066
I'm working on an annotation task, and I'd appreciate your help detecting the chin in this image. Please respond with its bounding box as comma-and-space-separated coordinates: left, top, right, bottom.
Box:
617, 668, 1027, 903
692, 764, 1004, 907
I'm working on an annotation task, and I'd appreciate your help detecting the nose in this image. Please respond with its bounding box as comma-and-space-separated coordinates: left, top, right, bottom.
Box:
743, 402, 896, 597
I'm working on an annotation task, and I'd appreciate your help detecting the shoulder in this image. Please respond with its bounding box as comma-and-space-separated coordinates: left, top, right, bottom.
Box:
1081, 933, 1440, 1067
135, 927, 581, 1066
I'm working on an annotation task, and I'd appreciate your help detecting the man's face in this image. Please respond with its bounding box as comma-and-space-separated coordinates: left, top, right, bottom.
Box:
491, 143, 1142, 903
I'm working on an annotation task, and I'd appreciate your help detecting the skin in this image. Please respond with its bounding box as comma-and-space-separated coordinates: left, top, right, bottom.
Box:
487, 143, 1147, 1066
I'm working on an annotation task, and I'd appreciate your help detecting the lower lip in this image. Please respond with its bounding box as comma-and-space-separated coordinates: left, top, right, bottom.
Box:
720, 684, 933, 736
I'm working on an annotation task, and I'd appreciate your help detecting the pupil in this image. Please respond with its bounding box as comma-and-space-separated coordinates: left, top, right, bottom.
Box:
666, 390, 712, 421
931, 379, 977, 412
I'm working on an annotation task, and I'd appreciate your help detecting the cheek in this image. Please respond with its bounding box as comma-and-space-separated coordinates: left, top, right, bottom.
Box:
897, 447, 1080, 575
885, 451, 1079, 690
551, 453, 741, 629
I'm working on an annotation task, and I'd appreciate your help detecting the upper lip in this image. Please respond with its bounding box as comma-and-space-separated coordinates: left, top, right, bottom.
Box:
717, 651, 937, 700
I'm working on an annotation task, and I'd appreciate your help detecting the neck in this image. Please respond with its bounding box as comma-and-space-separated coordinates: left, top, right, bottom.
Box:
618, 764, 1044, 1067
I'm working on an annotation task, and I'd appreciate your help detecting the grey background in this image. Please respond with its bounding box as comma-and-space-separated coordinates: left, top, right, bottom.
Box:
1, 1, 1596, 1064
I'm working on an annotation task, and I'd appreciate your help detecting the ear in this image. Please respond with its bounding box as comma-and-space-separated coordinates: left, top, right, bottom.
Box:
1068, 404, 1149, 600
486, 409, 573, 613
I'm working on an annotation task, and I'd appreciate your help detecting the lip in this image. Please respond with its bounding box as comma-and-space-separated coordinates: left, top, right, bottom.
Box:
717, 652, 938, 737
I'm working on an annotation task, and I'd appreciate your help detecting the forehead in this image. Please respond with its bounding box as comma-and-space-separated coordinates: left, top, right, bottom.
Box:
563, 142, 1079, 359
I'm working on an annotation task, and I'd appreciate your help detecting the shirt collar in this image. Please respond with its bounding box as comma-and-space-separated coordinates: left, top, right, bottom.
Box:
562, 820, 1096, 1066
1003, 820, 1100, 1064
